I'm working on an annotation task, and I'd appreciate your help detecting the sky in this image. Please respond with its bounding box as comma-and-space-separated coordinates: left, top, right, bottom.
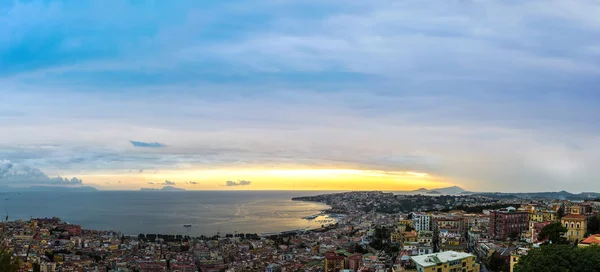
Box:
1, 0, 600, 192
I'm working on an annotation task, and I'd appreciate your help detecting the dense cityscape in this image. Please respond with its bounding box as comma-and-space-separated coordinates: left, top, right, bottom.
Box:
2, 191, 600, 272
3, 0, 600, 271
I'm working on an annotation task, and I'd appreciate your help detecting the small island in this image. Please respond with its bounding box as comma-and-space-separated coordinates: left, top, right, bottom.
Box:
140, 186, 185, 191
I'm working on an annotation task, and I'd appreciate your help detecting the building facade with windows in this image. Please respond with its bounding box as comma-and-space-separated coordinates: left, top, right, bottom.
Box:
412, 212, 432, 232
488, 207, 529, 241
561, 214, 587, 242
324, 251, 345, 272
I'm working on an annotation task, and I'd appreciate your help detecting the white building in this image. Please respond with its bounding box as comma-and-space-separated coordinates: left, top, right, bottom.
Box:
411, 251, 480, 272
411, 212, 431, 231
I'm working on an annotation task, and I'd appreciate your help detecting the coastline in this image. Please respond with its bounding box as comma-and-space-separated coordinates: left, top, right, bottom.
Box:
1, 191, 335, 236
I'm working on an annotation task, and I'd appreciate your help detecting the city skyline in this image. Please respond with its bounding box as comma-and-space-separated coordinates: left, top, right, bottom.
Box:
2, 1, 600, 192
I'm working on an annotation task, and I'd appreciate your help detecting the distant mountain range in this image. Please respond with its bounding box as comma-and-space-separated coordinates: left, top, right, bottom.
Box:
403, 186, 600, 200
140, 186, 185, 191
408, 186, 467, 195
0, 185, 99, 192
474, 190, 600, 200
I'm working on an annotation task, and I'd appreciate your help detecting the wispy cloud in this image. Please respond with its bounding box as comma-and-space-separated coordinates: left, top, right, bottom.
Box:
225, 180, 251, 186
1, 1, 600, 192
130, 141, 167, 148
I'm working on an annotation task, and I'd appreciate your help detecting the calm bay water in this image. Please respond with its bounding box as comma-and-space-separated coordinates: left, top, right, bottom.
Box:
0, 191, 332, 236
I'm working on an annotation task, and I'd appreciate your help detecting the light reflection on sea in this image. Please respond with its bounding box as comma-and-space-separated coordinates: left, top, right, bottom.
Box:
0, 191, 336, 236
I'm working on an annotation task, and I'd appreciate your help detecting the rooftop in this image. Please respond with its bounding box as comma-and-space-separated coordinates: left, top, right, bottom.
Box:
411, 251, 474, 267
580, 234, 600, 245
562, 214, 587, 219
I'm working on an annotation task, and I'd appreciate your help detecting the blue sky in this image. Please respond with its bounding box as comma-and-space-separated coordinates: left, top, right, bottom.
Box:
1, 0, 600, 191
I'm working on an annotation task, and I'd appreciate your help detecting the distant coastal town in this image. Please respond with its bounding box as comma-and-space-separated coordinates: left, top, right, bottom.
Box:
2, 190, 600, 271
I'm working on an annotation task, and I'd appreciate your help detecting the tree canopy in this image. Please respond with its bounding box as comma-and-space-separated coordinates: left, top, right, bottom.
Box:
515, 245, 600, 272
557, 207, 565, 219
587, 215, 600, 235
0, 249, 20, 272
538, 222, 568, 244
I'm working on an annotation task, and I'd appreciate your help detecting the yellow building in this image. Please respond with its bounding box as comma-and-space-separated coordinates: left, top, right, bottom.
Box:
411, 251, 480, 272
418, 230, 434, 244
391, 231, 403, 244
569, 205, 582, 215
397, 225, 408, 233
529, 210, 557, 223
399, 219, 413, 227
542, 211, 557, 222
509, 248, 529, 272
529, 212, 544, 222
436, 219, 461, 229
561, 214, 587, 242
404, 231, 418, 243
439, 240, 465, 252
311, 245, 320, 254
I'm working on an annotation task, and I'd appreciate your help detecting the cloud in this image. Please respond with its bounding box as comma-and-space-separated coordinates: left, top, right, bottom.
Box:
162, 180, 176, 185
225, 180, 252, 186
0, 159, 83, 186
2, 1, 600, 192
130, 141, 167, 148
189, 181, 198, 185
146, 180, 175, 185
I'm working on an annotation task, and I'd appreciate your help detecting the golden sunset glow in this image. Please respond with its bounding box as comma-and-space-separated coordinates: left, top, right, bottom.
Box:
75, 168, 452, 191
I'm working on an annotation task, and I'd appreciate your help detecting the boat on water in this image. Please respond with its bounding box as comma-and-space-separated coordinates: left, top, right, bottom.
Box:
183, 224, 192, 227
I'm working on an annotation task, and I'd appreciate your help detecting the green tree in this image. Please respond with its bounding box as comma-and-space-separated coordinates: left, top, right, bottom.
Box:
538, 222, 568, 244
557, 207, 564, 219
515, 245, 600, 272
587, 215, 600, 235
487, 254, 509, 272
0, 249, 21, 272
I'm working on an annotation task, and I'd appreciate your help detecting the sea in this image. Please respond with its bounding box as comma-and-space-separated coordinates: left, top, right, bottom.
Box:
0, 191, 336, 236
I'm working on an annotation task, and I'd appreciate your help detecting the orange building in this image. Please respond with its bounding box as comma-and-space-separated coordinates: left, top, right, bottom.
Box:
578, 234, 600, 247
